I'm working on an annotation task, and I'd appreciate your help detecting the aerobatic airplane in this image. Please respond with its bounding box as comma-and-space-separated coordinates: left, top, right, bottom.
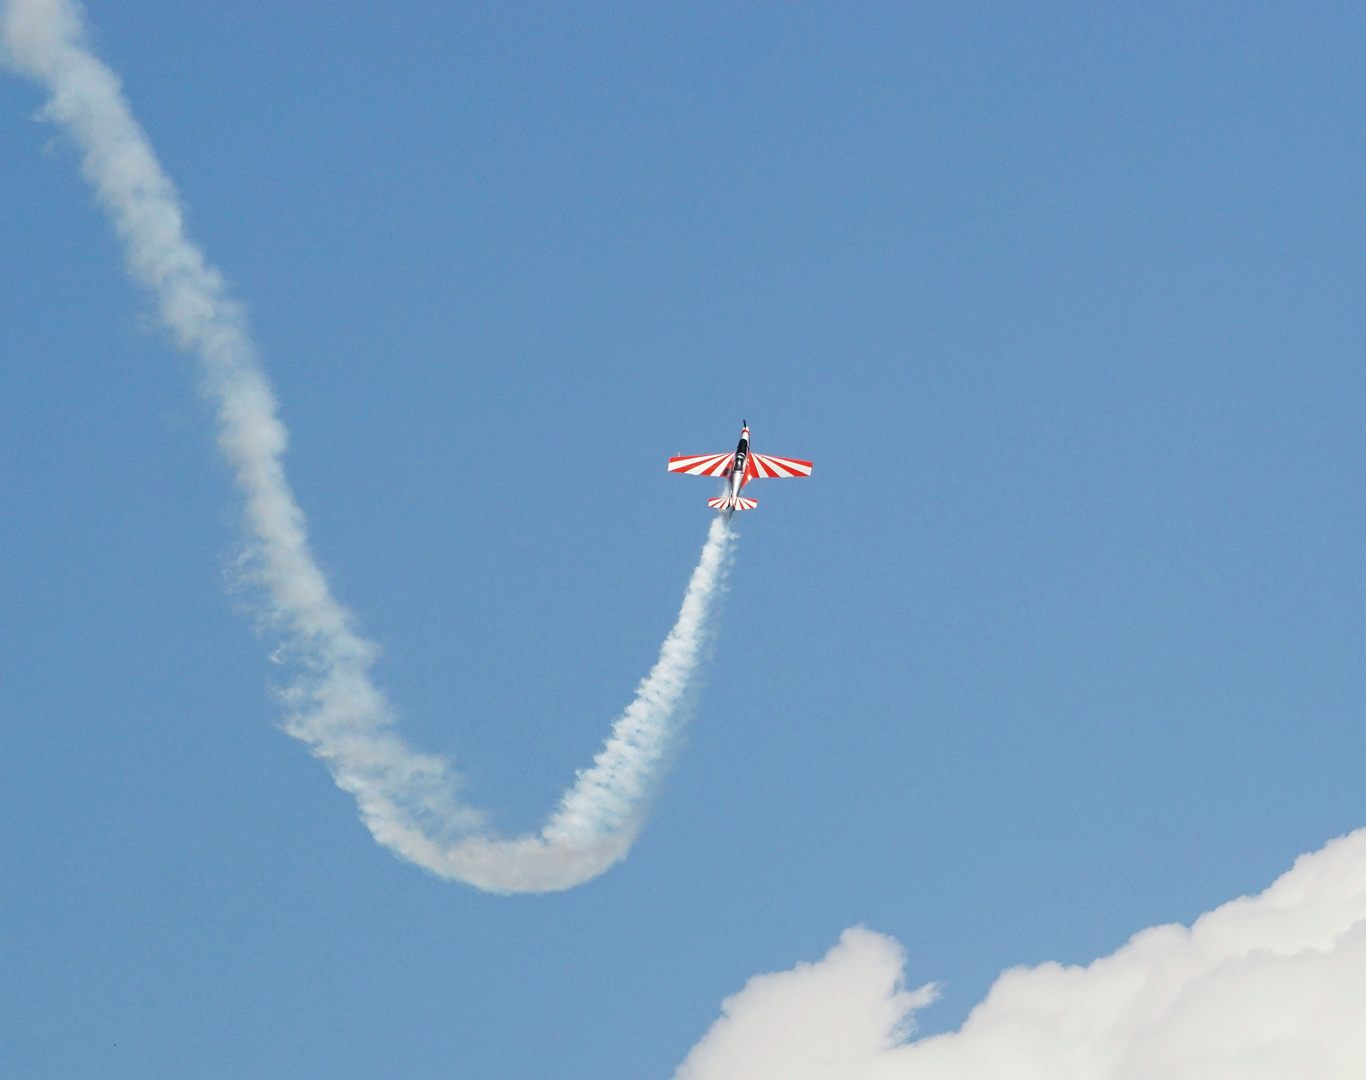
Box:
668, 422, 813, 511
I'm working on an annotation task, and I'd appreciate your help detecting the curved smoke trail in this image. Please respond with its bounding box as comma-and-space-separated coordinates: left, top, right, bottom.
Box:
2, 0, 735, 893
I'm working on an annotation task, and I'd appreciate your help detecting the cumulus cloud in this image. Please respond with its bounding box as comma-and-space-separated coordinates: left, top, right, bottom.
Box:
675, 928, 939, 1080
675, 828, 1366, 1079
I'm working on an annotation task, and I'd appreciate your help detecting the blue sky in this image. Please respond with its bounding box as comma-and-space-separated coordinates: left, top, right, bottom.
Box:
4, 3, 1366, 1076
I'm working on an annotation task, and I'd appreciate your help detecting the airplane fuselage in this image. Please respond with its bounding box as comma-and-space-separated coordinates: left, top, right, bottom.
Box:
727, 428, 751, 500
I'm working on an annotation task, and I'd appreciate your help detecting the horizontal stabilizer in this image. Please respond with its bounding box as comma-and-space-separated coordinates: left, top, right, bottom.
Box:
708, 496, 758, 511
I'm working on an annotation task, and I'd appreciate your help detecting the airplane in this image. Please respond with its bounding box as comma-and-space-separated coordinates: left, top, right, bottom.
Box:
668, 422, 813, 511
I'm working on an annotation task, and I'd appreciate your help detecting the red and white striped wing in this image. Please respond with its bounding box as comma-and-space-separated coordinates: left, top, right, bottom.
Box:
749, 452, 813, 478
668, 452, 735, 477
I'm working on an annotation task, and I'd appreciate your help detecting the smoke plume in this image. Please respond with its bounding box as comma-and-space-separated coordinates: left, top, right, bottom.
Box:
1, 0, 735, 893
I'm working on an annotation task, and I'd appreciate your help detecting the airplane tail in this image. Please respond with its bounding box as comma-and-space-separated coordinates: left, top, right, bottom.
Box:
708, 496, 758, 511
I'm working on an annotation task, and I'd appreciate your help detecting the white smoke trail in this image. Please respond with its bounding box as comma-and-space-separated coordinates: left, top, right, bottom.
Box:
1, 0, 736, 894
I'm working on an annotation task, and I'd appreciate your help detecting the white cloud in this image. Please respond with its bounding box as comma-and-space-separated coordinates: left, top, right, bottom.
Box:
675, 928, 938, 1080
675, 828, 1366, 1080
